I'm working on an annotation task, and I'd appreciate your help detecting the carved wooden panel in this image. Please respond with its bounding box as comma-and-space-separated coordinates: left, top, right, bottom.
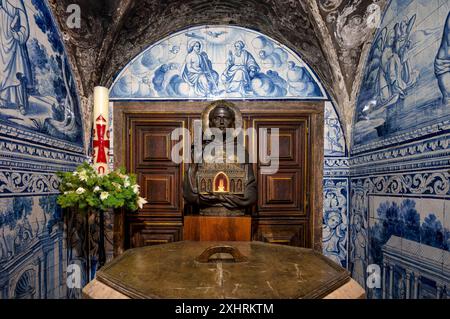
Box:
252, 220, 307, 247
137, 168, 180, 214
126, 117, 186, 248
251, 117, 310, 247
254, 120, 306, 167
259, 171, 303, 212
254, 118, 307, 218
184, 216, 251, 241
128, 219, 183, 248
133, 120, 186, 168
143, 133, 170, 161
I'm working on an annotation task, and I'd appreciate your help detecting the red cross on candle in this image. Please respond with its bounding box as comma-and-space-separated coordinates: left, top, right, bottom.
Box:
93, 115, 110, 164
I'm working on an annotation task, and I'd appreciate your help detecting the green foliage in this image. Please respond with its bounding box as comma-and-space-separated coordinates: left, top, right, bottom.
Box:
56, 162, 146, 213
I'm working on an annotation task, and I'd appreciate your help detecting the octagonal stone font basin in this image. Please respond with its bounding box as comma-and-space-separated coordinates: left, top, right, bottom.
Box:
96, 241, 350, 299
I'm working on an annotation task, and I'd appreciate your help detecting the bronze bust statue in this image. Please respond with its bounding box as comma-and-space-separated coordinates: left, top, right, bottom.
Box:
183, 100, 257, 216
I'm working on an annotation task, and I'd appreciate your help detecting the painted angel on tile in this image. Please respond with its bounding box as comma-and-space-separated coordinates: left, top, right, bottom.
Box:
221, 41, 260, 96
368, 15, 418, 109
323, 208, 347, 266
322, 188, 348, 266
182, 41, 220, 97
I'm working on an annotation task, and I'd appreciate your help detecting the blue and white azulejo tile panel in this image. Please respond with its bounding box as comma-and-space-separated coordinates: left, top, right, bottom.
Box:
368, 195, 449, 299
0, 0, 84, 146
324, 101, 346, 157
323, 178, 349, 268
110, 25, 327, 100
353, 0, 450, 152
0, 0, 86, 299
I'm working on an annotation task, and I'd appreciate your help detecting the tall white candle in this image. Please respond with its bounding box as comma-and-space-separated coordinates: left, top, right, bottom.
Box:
92, 86, 110, 174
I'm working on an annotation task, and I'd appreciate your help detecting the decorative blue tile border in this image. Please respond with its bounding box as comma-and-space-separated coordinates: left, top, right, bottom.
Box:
0, 171, 60, 195
324, 158, 350, 177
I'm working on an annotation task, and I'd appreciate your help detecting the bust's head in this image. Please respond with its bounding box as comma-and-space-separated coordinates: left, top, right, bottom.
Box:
209, 102, 235, 132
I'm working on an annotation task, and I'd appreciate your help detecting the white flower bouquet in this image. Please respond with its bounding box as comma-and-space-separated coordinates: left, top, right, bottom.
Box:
57, 162, 147, 212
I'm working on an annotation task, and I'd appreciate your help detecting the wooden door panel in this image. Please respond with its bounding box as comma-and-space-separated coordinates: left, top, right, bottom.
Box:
252, 220, 307, 247
142, 132, 171, 161
254, 118, 308, 217
252, 116, 310, 246
129, 220, 183, 248
253, 119, 306, 167
137, 168, 180, 214
259, 170, 304, 214
133, 120, 187, 168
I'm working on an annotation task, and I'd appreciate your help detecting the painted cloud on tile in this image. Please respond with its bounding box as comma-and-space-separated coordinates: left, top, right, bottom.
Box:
354, 0, 450, 148
110, 26, 326, 100
0, 0, 83, 145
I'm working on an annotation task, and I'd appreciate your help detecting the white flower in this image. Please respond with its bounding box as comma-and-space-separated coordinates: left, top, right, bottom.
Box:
72, 171, 78, 176
132, 184, 140, 194
64, 191, 73, 195
93, 186, 101, 192
75, 187, 85, 195
78, 170, 88, 181
124, 179, 130, 188
100, 192, 109, 201
137, 196, 148, 209
66, 182, 73, 188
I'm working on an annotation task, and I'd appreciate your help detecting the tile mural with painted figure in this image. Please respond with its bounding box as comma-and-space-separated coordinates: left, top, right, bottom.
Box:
324, 101, 346, 156
110, 26, 326, 100
0, 0, 83, 145
350, 1, 450, 299
0, 0, 86, 299
354, 0, 450, 150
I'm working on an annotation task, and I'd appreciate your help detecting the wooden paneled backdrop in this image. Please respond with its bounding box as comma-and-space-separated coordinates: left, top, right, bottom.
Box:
112, 101, 324, 256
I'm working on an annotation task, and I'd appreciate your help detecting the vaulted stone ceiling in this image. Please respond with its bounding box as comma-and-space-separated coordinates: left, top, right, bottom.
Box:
47, 0, 387, 148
